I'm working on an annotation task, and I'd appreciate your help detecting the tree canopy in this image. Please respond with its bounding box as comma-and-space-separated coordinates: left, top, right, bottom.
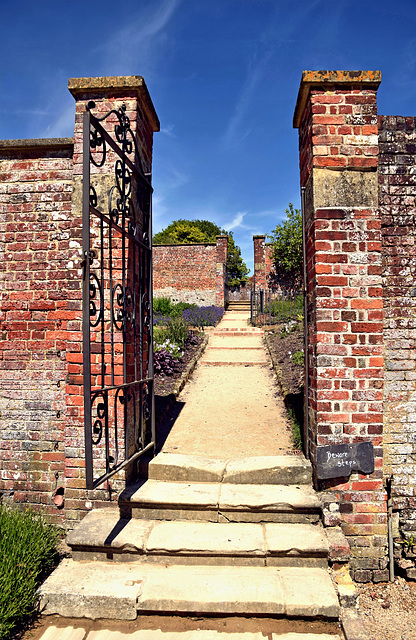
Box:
267, 204, 303, 290
153, 219, 249, 287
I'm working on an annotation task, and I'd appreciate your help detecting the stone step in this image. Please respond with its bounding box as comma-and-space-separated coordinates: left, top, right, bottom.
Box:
39, 560, 340, 621
213, 328, 262, 334
119, 480, 321, 523
209, 335, 264, 347
201, 361, 269, 366
39, 629, 343, 640
67, 509, 329, 567
141, 453, 312, 484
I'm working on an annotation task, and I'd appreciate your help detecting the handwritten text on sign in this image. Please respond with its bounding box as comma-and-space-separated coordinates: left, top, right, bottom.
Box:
316, 442, 374, 480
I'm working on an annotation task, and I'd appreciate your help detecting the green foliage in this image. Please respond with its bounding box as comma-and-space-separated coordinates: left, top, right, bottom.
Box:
288, 407, 303, 450
226, 232, 249, 287
268, 203, 303, 290
153, 296, 176, 316
153, 219, 249, 287
153, 297, 196, 319
291, 350, 304, 366
165, 316, 189, 348
153, 316, 189, 353
0, 504, 60, 640
270, 294, 303, 324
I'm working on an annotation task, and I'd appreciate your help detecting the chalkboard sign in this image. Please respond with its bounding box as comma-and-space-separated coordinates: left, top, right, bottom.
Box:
316, 442, 374, 480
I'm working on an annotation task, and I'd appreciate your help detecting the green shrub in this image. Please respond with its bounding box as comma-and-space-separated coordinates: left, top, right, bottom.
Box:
0, 504, 60, 640
153, 325, 168, 345
153, 296, 175, 316
291, 350, 304, 366
165, 316, 189, 347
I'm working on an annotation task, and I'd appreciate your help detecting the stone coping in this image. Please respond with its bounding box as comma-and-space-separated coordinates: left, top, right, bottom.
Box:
293, 69, 382, 128
68, 75, 160, 132
154, 242, 217, 247
0, 137, 74, 156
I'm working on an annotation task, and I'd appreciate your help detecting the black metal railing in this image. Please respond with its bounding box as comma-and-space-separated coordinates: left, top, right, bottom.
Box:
82, 102, 155, 490
250, 289, 303, 327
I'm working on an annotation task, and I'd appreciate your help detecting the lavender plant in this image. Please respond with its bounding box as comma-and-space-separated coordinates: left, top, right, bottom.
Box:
182, 305, 224, 327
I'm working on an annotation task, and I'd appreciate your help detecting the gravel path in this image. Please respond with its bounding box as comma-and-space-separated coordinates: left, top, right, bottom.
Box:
160, 311, 294, 457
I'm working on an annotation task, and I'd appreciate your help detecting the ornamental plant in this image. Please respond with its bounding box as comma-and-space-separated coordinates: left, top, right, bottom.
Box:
182, 305, 224, 327
0, 504, 60, 640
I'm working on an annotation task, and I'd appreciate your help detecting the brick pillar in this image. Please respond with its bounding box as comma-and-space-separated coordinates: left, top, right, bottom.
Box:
253, 235, 267, 290
65, 76, 159, 525
294, 71, 387, 581
215, 235, 228, 307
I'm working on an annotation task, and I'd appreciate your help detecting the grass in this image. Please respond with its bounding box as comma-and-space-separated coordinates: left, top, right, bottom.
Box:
288, 407, 303, 450
0, 503, 60, 640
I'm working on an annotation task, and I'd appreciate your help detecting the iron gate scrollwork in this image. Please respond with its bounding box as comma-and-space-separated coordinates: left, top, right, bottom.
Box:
82, 100, 155, 490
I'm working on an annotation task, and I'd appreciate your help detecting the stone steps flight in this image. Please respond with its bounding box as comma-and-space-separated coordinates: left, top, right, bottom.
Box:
38, 453, 344, 637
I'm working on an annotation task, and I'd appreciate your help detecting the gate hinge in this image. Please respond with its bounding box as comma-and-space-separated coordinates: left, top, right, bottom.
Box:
82, 250, 96, 266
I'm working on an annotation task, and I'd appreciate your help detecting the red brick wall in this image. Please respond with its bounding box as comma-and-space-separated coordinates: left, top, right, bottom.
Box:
153, 237, 228, 307
295, 71, 387, 581
0, 76, 159, 527
379, 115, 416, 573
253, 235, 267, 290
0, 140, 74, 523
252, 237, 276, 292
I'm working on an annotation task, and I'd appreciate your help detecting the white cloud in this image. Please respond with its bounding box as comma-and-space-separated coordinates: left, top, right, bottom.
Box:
160, 124, 177, 138
39, 103, 74, 138
99, 0, 182, 76
221, 47, 273, 151
223, 211, 247, 232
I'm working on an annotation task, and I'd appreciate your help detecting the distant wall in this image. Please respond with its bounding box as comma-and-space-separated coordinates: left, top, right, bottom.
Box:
153, 236, 228, 307
228, 283, 251, 302
253, 235, 275, 290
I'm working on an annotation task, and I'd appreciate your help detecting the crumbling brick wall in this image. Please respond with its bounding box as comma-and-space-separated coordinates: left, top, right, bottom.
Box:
0, 138, 75, 523
379, 115, 416, 577
0, 76, 159, 527
153, 236, 228, 307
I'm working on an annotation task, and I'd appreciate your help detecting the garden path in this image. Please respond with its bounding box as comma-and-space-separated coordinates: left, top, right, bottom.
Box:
160, 309, 294, 456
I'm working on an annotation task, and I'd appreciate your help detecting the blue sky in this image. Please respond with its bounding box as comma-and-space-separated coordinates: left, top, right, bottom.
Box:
1, 0, 416, 273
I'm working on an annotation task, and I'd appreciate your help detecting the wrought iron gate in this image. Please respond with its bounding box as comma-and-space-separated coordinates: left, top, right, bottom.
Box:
82, 101, 155, 490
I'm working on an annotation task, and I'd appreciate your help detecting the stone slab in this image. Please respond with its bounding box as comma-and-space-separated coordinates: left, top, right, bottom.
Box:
39, 627, 86, 640
38, 558, 143, 620
67, 509, 152, 553
271, 636, 341, 640
146, 452, 227, 483
39, 560, 340, 621
119, 481, 221, 521
137, 565, 286, 615
142, 454, 311, 486
201, 348, 268, 363
87, 632, 266, 640
223, 456, 312, 485
341, 609, 369, 640
145, 520, 265, 558
279, 567, 340, 618
120, 480, 221, 510
209, 335, 264, 347
265, 523, 329, 557
219, 484, 321, 514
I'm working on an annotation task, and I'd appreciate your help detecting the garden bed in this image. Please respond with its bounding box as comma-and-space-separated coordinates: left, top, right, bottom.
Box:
264, 325, 305, 448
